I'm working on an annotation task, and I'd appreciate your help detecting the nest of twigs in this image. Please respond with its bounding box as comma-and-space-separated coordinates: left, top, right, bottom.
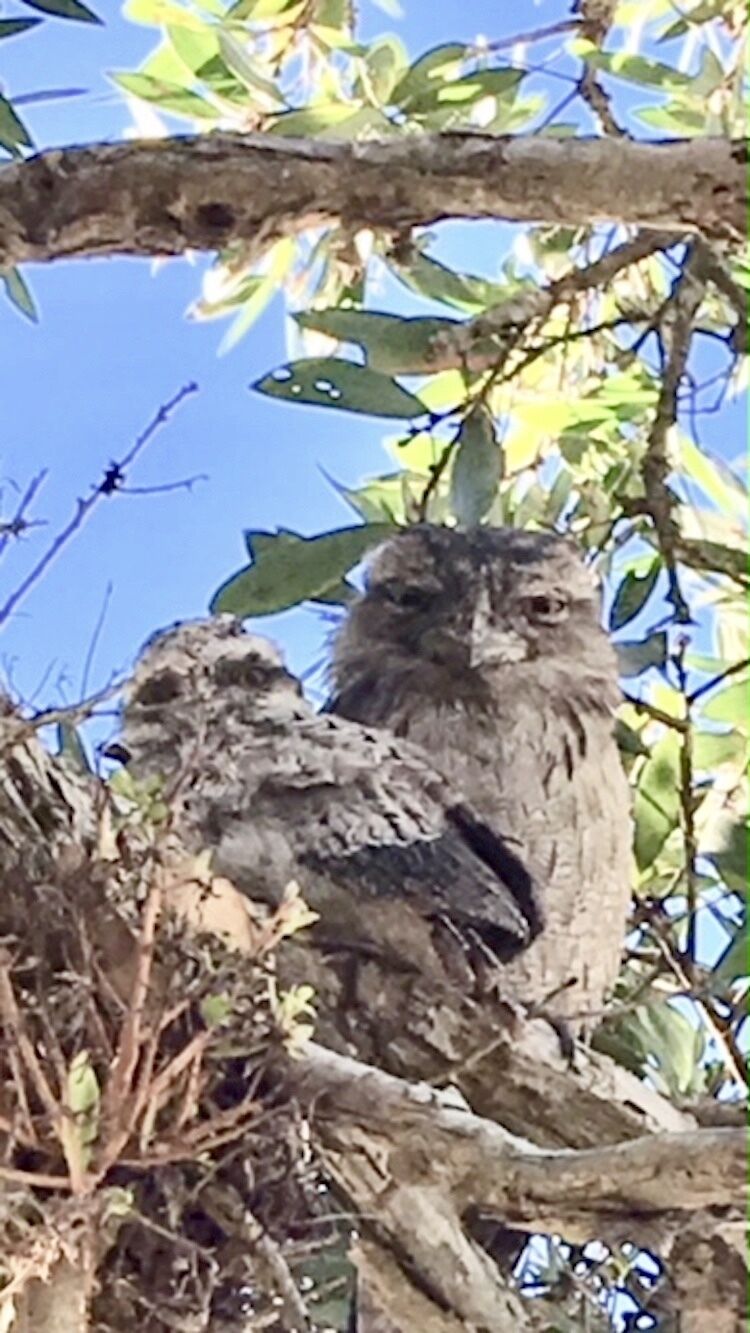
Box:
0, 784, 347, 1332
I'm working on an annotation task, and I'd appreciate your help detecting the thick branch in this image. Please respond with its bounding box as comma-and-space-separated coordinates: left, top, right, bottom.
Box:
0, 135, 745, 268
289, 1042, 744, 1238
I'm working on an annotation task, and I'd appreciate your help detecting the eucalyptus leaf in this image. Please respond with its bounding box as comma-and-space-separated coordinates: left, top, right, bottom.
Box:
253, 358, 427, 418
1, 267, 38, 322
0, 17, 42, 37
711, 922, 748, 988
699, 678, 749, 730
609, 560, 661, 632
21, 0, 101, 19
112, 72, 219, 120
616, 631, 667, 678
449, 409, 501, 526
391, 250, 512, 314
633, 728, 681, 870
211, 523, 395, 616
295, 309, 460, 374
391, 43, 468, 109
0, 93, 33, 154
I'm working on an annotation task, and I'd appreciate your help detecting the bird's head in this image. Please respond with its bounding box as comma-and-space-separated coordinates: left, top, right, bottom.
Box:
122, 617, 301, 774
332, 525, 618, 703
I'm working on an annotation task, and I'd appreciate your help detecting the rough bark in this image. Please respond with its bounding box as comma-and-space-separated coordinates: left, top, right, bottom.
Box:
0, 134, 745, 269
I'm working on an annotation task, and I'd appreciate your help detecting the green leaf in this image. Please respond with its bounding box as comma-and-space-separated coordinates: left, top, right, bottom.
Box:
699, 677, 749, 731
63, 1050, 100, 1171
359, 33, 408, 104
391, 250, 512, 314
408, 67, 523, 113
449, 409, 501, 526
609, 560, 661, 632
0, 93, 33, 155
56, 723, 92, 775
253, 358, 427, 418
20, 0, 101, 21
211, 524, 394, 616
216, 31, 285, 105
712, 923, 748, 988
634, 728, 682, 870
597, 1002, 705, 1097
295, 309, 461, 374
166, 23, 220, 74
704, 816, 747, 896
677, 435, 747, 523
268, 101, 360, 135
575, 43, 692, 91
633, 104, 706, 135
616, 631, 667, 678
0, 17, 42, 37
692, 728, 746, 769
111, 72, 219, 120
1, 267, 38, 322
391, 43, 468, 108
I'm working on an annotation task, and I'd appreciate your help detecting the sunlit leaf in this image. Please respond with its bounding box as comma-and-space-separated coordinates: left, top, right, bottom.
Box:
391, 42, 468, 109
699, 677, 749, 730
1, 266, 38, 321
253, 358, 427, 418
211, 524, 394, 616
677, 435, 747, 523
111, 72, 219, 119
634, 728, 682, 870
359, 33, 408, 104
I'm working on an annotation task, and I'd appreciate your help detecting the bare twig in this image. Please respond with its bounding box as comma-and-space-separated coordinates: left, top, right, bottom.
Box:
80, 582, 113, 699
244, 1207, 313, 1332
0, 382, 198, 630
0, 470, 48, 560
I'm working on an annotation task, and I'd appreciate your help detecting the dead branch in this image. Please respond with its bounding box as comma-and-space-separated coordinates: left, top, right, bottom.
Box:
0, 135, 744, 271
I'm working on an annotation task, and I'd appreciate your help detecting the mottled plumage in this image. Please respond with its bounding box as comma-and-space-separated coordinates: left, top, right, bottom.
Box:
330, 525, 632, 1029
122, 618, 541, 978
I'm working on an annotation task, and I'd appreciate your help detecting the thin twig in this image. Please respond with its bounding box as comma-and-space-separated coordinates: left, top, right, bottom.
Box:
0, 676, 125, 751
80, 581, 113, 699
687, 656, 750, 706
0, 382, 198, 630
0, 469, 48, 560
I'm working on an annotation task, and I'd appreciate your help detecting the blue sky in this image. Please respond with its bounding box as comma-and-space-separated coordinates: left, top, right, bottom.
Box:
0, 0, 743, 723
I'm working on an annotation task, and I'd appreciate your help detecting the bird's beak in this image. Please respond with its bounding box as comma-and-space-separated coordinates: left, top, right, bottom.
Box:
469, 588, 527, 668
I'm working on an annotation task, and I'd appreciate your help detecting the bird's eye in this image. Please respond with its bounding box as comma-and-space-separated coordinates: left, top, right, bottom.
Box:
379, 581, 434, 611
524, 593, 567, 623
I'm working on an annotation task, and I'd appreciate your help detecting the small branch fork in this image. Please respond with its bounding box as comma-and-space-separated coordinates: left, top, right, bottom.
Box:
0, 382, 199, 631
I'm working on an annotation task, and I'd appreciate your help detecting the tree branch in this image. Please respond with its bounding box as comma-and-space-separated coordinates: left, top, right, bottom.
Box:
0, 135, 744, 269
288, 1042, 744, 1238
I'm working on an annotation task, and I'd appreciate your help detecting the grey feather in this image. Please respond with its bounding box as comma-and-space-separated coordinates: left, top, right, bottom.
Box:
122, 617, 542, 969
329, 524, 633, 1031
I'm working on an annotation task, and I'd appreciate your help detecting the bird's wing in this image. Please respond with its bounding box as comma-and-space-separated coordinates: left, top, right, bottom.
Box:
232, 707, 541, 958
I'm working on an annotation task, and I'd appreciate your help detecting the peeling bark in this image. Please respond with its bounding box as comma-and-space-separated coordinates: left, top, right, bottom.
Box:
0, 134, 745, 269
